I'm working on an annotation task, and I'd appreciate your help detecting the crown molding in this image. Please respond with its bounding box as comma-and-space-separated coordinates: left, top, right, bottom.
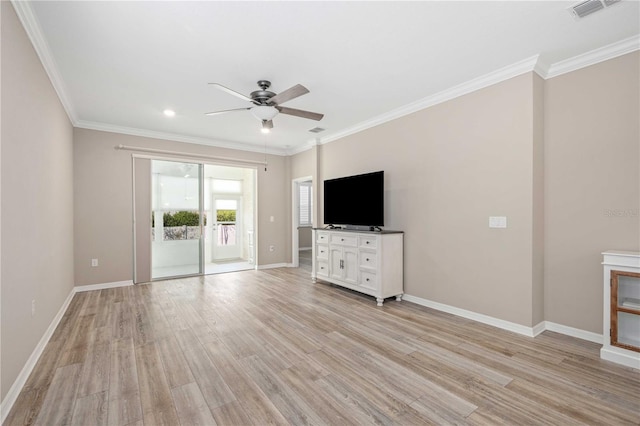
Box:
320, 35, 640, 146
286, 138, 321, 156
320, 55, 541, 145
10, 0, 78, 124
545, 34, 640, 79
75, 121, 288, 156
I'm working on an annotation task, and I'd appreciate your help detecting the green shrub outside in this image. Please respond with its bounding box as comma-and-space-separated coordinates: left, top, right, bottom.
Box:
152, 211, 206, 226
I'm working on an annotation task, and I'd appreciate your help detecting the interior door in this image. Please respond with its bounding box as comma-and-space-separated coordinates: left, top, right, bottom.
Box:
212, 195, 242, 261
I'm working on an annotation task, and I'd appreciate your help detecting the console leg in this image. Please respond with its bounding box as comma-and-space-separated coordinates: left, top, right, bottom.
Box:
376, 297, 384, 307
312, 277, 317, 283
396, 294, 403, 302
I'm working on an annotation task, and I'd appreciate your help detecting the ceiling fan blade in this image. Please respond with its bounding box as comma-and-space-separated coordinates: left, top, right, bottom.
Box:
268, 84, 309, 105
276, 106, 324, 121
208, 83, 252, 102
204, 107, 250, 116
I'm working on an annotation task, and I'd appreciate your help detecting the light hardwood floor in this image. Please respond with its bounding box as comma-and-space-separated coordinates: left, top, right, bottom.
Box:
5, 267, 640, 425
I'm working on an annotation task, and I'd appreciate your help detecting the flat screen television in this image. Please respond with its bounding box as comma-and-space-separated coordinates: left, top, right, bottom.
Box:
323, 171, 384, 228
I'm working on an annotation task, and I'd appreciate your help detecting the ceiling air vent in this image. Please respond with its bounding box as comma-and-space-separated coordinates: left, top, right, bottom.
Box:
570, 0, 619, 19
308, 127, 325, 133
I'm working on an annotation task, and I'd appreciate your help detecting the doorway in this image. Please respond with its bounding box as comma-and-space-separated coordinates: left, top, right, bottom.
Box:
134, 158, 256, 282
292, 176, 313, 271
202, 165, 255, 275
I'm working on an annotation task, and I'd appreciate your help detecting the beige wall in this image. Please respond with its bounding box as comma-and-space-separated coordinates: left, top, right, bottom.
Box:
73, 129, 288, 286
544, 52, 640, 333
290, 148, 314, 180
318, 73, 540, 327
1, 2, 75, 400
307, 53, 638, 332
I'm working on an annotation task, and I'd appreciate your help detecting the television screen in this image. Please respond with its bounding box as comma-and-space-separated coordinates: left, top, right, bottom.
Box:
323, 171, 384, 227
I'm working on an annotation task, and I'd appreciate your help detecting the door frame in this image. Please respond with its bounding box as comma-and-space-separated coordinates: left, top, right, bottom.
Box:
211, 194, 243, 261
132, 153, 259, 281
291, 176, 313, 268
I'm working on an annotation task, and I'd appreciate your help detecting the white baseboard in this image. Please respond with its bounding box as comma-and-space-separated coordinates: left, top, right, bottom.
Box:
543, 321, 603, 344
0, 287, 75, 424
600, 347, 640, 369
532, 321, 547, 337
402, 294, 538, 337
257, 263, 288, 270
403, 294, 603, 344
75, 280, 133, 292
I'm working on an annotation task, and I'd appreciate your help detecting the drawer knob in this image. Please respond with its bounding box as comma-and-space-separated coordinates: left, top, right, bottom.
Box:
341, 238, 344, 241
366, 241, 370, 244
321, 250, 324, 253
366, 278, 370, 282
366, 258, 370, 261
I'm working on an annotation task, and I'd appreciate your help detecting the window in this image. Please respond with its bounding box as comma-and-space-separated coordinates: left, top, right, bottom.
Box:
298, 181, 312, 227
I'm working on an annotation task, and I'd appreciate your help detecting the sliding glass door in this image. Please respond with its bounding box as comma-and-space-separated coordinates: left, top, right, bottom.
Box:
151, 160, 203, 279
133, 158, 256, 282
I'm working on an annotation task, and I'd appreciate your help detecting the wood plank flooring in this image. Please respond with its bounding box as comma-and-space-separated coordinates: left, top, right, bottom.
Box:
5, 267, 640, 425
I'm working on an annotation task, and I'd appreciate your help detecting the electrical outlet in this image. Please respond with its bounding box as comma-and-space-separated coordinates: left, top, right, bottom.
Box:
269, 245, 275, 252
31, 299, 36, 317
91, 258, 99, 267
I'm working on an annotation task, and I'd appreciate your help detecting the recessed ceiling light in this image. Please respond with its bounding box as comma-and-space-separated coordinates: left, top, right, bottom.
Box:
163, 109, 176, 117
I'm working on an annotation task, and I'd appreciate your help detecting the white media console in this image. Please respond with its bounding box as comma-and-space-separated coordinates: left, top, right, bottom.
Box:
311, 228, 404, 306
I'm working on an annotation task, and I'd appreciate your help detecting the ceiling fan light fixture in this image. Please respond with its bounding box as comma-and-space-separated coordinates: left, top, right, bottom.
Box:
251, 105, 278, 121
261, 120, 271, 133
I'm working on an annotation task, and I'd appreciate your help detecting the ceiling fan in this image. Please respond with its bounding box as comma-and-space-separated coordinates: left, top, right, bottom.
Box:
205, 80, 324, 133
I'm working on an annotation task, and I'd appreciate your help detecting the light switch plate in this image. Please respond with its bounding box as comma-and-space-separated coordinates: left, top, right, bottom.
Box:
489, 216, 507, 228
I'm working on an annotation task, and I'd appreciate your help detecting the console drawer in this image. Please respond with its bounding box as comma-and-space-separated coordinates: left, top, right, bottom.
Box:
359, 236, 378, 249
316, 231, 329, 244
359, 251, 377, 269
330, 234, 357, 247
316, 244, 329, 260
360, 270, 378, 290
316, 261, 329, 277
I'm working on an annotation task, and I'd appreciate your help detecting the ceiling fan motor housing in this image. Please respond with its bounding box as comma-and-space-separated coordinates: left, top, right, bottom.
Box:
251, 80, 275, 105
250, 90, 275, 105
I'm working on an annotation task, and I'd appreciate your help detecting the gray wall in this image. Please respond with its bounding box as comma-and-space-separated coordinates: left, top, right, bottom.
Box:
1, 2, 75, 400
73, 129, 289, 286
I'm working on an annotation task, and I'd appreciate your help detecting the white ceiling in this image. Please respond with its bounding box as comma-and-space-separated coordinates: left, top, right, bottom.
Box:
18, 1, 640, 155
